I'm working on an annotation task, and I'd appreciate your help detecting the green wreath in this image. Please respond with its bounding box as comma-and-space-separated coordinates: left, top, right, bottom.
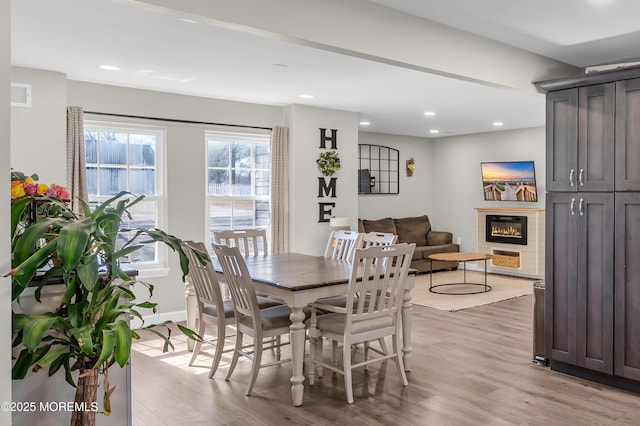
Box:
317, 151, 341, 176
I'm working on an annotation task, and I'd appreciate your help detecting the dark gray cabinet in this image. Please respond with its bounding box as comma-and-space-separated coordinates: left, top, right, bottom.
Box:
615, 78, 640, 191
614, 193, 640, 381
538, 66, 640, 391
546, 84, 614, 192
545, 192, 614, 373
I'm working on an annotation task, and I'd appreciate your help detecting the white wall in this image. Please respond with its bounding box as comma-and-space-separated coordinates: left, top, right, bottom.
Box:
1, 0, 12, 420
286, 104, 359, 255
10, 67, 67, 185
357, 131, 434, 220
430, 127, 546, 253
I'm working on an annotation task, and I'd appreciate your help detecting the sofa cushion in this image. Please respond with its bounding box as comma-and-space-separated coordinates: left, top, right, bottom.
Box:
427, 231, 453, 245
411, 246, 430, 261
362, 217, 396, 234
357, 219, 365, 233
394, 215, 431, 245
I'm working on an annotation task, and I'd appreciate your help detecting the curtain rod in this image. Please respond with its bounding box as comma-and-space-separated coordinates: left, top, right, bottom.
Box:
83, 111, 272, 131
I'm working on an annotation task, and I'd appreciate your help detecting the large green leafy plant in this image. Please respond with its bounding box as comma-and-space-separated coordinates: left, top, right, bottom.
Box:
7, 192, 206, 426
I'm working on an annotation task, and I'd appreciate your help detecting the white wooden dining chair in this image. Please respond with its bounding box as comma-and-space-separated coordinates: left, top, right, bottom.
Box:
361, 232, 397, 248
213, 229, 268, 257
308, 243, 416, 404
319, 230, 364, 310
324, 230, 363, 262
212, 243, 305, 396
184, 241, 280, 378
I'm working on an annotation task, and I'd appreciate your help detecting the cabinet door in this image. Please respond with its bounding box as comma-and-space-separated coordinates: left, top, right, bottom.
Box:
576, 193, 614, 373
615, 193, 640, 380
578, 84, 615, 191
616, 78, 640, 191
546, 89, 578, 192
545, 192, 578, 364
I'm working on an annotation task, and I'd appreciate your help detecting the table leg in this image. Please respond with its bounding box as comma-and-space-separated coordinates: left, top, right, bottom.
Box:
401, 286, 413, 371
289, 306, 307, 406
429, 258, 433, 290
185, 282, 197, 351
484, 258, 488, 291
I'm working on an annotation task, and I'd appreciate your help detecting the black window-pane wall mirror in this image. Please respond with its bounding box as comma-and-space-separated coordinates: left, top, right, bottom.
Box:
358, 144, 399, 194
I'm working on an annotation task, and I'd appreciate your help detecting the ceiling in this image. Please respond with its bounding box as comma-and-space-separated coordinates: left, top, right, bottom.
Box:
10, 0, 640, 138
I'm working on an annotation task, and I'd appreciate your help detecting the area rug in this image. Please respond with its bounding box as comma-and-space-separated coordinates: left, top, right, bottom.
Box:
411, 270, 536, 311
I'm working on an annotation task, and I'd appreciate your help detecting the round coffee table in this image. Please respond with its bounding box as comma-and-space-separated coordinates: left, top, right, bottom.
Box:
428, 252, 493, 294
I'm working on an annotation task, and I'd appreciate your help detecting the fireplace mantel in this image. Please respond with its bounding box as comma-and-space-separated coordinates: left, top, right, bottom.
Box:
476, 207, 545, 277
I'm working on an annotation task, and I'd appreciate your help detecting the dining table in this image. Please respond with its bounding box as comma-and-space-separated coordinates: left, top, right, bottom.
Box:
184, 252, 416, 406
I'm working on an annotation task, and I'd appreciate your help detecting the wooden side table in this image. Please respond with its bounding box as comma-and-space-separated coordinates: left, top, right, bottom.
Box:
428, 252, 493, 294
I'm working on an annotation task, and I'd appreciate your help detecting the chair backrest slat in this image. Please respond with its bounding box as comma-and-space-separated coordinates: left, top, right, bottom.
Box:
361, 232, 397, 248
212, 244, 261, 321
213, 229, 268, 257
185, 241, 224, 310
346, 243, 415, 326
324, 230, 363, 262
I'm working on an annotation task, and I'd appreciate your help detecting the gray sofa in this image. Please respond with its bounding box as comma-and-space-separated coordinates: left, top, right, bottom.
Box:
358, 215, 459, 273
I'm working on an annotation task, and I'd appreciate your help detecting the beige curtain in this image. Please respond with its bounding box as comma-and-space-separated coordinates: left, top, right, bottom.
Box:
270, 126, 289, 253
66, 106, 88, 215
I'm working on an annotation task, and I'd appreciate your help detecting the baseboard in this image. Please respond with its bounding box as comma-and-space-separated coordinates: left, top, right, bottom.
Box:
462, 263, 543, 280
131, 309, 187, 330
551, 360, 640, 394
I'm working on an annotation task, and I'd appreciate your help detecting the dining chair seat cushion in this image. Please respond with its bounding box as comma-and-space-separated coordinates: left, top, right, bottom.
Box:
257, 296, 284, 309
202, 296, 280, 319
237, 305, 293, 330
315, 312, 393, 335
201, 299, 236, 319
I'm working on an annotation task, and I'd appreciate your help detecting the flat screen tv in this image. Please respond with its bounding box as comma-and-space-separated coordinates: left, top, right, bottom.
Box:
481, 161, 538, 202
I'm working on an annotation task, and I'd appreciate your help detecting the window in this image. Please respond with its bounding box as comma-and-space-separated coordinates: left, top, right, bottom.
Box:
206, 131, 271, 244
84, 122, 165, 270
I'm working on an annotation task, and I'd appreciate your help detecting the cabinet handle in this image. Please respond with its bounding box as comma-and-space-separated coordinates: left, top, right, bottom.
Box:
579, 198, 584, 216
579, 168, 584, 186
569, 169, 576, 187
571, 198, 576, 215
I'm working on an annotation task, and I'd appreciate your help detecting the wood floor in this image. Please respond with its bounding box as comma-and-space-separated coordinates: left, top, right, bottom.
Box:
131, 295, 640, 425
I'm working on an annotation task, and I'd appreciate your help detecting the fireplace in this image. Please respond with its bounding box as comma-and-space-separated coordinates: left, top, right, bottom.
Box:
486, 215, 528, 245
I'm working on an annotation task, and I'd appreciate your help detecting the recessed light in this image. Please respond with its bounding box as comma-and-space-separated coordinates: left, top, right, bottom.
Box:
430, 129, 440, 134
424, 111, 436, 116
299, 94, 314, 99
180, 18, 198, 24
493, 122, 504, 126
99, 65, 120, 71
359, 121, 370, 126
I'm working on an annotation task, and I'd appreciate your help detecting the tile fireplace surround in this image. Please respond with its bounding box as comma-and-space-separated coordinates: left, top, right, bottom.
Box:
476, 207, 545, 277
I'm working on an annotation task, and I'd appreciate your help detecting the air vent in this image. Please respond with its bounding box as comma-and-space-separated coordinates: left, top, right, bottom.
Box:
11, 83, 32, 107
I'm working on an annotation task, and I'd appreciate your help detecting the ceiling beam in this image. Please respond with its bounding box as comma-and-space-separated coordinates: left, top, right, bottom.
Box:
134, 0, 580, 95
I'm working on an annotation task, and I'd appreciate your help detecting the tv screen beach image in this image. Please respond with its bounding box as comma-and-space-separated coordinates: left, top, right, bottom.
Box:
481, 161, 538, 202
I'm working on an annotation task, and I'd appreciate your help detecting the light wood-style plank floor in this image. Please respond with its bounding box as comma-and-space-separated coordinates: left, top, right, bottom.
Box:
131, 295, 640, 425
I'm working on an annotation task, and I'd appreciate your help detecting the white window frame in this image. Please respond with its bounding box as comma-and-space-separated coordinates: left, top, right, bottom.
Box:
84, 121, 168, 277
205, 130, 271, 249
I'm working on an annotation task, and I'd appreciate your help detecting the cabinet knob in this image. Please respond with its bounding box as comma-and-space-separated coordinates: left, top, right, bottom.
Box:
571, 198, 576, 215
